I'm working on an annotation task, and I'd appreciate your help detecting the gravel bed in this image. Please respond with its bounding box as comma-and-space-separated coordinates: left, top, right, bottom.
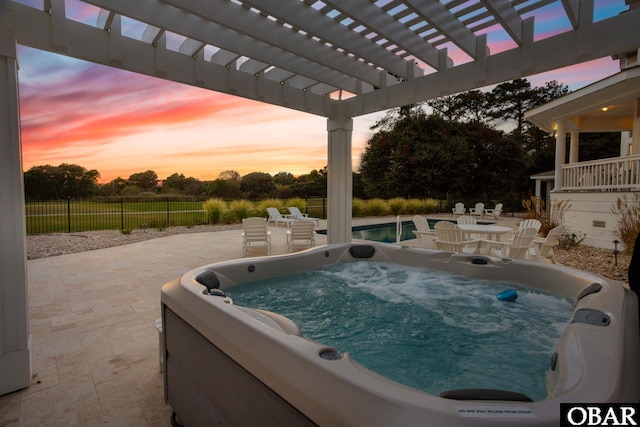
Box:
26, 226, 630, 284
26, 224, 242, 260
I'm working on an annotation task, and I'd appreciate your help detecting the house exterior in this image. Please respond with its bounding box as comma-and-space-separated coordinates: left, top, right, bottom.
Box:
525, 50, 640, 250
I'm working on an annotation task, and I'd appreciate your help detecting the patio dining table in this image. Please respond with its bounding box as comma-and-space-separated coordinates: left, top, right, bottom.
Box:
457, 224, 513, 254
457, 224, 513, 241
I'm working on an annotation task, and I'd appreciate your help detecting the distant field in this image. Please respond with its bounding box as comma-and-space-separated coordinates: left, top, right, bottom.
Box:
25, 198, 210, 234
25, 197, 328, 234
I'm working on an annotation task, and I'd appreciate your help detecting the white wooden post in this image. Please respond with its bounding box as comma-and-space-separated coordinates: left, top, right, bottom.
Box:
326, 116, 353, 244
0, 0, 31, 395
554, 120, 567, 191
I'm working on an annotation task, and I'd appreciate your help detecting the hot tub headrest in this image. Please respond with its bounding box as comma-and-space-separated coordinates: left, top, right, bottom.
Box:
577, 283, 602, 300
196, 270, 220, 292
349, 245, 376, 259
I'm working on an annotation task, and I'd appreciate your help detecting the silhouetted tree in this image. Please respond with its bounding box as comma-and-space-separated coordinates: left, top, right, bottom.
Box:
128, 170, 158, 192
240, 172, 276, 199
24, 163, 99, 199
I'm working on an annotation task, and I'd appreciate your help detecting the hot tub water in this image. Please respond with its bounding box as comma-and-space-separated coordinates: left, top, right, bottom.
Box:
229, 261, 574, 401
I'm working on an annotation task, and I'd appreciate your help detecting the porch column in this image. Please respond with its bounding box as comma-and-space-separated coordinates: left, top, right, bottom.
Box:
553, 120, 567, 191
0, 0, 31, 395
633, 98, 640, 155
326, 116, 353, 244
569, 131, 579, 163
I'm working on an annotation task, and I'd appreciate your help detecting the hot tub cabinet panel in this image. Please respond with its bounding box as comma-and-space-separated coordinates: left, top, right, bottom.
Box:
161, 243, 640, 427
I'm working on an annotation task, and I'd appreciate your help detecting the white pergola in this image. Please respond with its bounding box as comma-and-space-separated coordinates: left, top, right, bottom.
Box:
2, 0, 640, 395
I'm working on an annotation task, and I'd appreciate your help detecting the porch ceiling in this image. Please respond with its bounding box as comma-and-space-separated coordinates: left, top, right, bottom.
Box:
525, 65, 640, 133
8, 0, 640, 118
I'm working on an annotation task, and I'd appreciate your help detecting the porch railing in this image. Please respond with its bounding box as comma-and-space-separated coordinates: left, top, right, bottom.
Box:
561, 155, 640, 191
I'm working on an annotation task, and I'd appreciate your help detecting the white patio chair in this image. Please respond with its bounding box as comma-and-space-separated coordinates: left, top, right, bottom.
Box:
451, 202, 466, 215
518, 218, 542, 232
456, 215, 477, 225
504, 218, 542, 243
241, 217, 271, 256
484, 203, 503, 219
286, 220, 316, 252
412, 215, 434, 247
487, 227, 538, 260
266, 207, 296, 228
531, 225, 565, 263
433, 221, 480, 254
469, 202, 485, 217
287, 206, 319, 225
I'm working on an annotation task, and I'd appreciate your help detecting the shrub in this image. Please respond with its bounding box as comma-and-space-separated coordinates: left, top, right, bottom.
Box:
286, 197, 307, 211
255, 198, 284, 217
221, 210, 237, 224
366, 198, 388, 216
229, 199, 256, 220
423, 198, 440, 213
203, 198, 228, 224
405, 199, 424, 214
557, 231, 586, 250
120, 228, 132, 235
352, 198, 366, 217
612, 194, 640, 254
522, 196, 570, 237
387, 197, 407, 215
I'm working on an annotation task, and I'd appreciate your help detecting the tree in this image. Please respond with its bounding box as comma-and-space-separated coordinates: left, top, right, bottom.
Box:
427, 95, 464, 121
360, 114, 481, 199
128, 170, 158, 192
100, 177, 127, 196
359, 111, 529, 201
162, 173, 203, 195
292, 168, 327, 197
457, 90, 491, 123
24, 163, 100, 199
488, 79, 538, 137
207, 170, 241, 199
273, 171, 295, 186
240, 172, 276, 199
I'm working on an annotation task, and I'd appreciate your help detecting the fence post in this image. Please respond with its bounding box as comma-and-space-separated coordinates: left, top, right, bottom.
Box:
67, 197, 71, 233
120, 198, 124, 230
166, 197, 170, 227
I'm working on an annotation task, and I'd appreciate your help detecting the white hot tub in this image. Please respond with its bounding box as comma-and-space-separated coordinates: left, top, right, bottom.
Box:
161, 243, 640, 426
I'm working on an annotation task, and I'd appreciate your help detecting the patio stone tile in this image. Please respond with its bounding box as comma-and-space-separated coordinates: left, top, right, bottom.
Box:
0, 392, 21, 427
19, 375, 102, 427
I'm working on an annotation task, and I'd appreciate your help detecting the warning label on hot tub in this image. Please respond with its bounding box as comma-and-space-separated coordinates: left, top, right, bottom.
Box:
456, 405, 537, 418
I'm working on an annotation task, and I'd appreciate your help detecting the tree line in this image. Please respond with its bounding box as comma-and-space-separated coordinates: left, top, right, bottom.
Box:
359, 78, 620, 209
23, 164, 333, 200
24, 78, 620, 205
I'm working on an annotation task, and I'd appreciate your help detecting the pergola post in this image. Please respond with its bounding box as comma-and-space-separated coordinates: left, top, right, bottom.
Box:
326, 116, 353, 244
0, 0, 31, 395
554, 120, 567, 191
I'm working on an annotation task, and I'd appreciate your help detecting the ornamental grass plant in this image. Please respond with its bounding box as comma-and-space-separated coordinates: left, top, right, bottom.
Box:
612, 194, 640, 254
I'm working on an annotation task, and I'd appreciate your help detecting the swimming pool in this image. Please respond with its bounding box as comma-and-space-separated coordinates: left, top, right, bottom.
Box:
161, 243, 640, 426
317, 219, 491, 243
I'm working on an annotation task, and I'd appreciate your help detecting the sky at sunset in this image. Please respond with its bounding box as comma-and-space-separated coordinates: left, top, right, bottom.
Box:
17, 0, 628, 183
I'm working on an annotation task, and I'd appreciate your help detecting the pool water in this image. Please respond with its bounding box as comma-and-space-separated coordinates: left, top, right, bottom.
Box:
229, 261, 574, 401
351, 221, 419, 243
319, 219, 491, 243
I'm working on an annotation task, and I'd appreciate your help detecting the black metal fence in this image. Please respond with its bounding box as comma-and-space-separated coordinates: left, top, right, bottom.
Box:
25, 197, 210, 234
24, 197, 329, 235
